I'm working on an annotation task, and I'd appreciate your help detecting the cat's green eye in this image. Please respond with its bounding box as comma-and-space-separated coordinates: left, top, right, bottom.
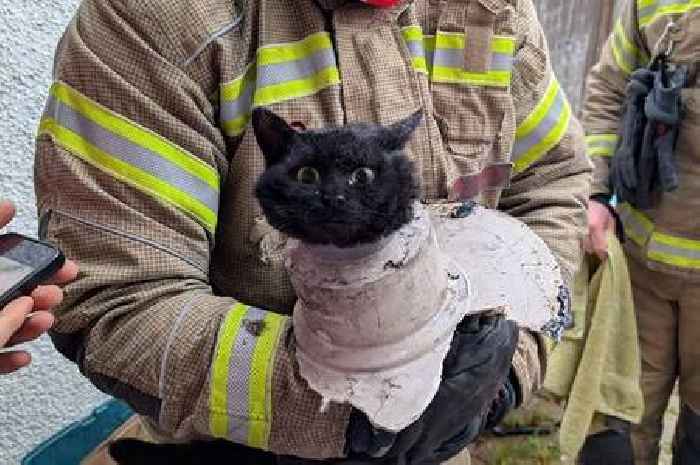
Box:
296, 166, 320, 184
349, 167, 375, 186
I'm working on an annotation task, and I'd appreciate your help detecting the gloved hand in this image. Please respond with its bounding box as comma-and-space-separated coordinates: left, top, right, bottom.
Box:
343, 313, 519, 465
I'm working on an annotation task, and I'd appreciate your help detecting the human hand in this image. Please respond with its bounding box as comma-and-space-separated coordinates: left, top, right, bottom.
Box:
0, 200, 79, 373
583, 199, 615, 260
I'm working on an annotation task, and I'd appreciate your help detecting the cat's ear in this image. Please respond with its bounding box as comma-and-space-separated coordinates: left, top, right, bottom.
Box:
378, 110, 424, 151
252, 108, 297, 166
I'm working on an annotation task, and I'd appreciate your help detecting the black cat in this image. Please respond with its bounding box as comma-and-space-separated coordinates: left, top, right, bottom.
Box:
253, 108, 422, 248
108, 110, 423, 465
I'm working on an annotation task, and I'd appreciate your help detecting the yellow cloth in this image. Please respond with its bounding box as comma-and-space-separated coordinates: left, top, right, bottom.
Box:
544, 232, 644, 459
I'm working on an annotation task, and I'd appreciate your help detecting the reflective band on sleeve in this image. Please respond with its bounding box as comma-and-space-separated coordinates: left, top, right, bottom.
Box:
209, 303, 288, 449
430, 32, 515, 87
39, 82, 220, 232
220, 64, 256, 137
618, 203, 700, 269
219, 32, 341, 137
638, 0, 700, 28
400, 27, 515, 87
586, 134, 620, 157
512, 76, 572, 173
617, 203, 653, 247
401, 26, 429, 74
649, 232, 700, 268
610, 20, 639, 75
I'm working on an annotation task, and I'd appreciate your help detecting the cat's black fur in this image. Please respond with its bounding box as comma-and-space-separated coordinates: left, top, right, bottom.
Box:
107, 111, 422, 465
253, 108, 422, 248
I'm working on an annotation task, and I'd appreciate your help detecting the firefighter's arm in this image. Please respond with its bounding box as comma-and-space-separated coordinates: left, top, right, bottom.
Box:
35, 0, 349, 458
582, 0, 648, 196
498, 0, 592, 405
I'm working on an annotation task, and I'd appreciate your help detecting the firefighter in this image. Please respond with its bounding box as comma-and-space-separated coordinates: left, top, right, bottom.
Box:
34, 0, 590, 463
583, 1, 700, 463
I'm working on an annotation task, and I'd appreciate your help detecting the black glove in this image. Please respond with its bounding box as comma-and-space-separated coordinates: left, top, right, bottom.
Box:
484, 372, 518, 432
340, 314, 518, 465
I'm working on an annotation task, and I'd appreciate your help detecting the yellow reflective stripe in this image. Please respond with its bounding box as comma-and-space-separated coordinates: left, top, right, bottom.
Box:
588, 146, 616, 157
431, 67, 512, 86
208, 304, 287, 448
491, 37, 517, 56
617, 203, 654, 246
614, 20, 646, 63
638, 0, 700, 27
411, 56, 429, 74
513, 77, 572, 173
220, 65, 257, 137
209, 303, 247, 438
586, 134, 619, 157
431, 32, 515, 55
247, 312, 286, 449
435, 31, 463, 49
620, 202, 700, 269
586, 134, 619, 144
647, 249, 700, 268
257, 31, 334, 66
649, 231, 700, 268
611, 28, 635, 75
418, 32, 514, 86
39, 118, 218, 232
650, 231, 700, 268
51, 82, 219, 191
424, 35, 436, 52
219, 33, 341, 136
401, 25, 423, 42
516, 78, 559, 140
222, 115, 251, 138
402, 26, 429, 74
221, 63, 256, 102
610, 20, 647, 75
253, 66, 341, 107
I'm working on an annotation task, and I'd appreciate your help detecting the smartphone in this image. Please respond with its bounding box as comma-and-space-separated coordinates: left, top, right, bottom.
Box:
0, 233, 65, 308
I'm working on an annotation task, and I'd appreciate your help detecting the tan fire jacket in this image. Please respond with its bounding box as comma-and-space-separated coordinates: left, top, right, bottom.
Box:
583, 0, 700, 277
35, 0, 590, 459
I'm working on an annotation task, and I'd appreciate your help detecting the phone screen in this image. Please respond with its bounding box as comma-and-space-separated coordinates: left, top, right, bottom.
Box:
0, 235, 60, 297
0, 256, 34, 295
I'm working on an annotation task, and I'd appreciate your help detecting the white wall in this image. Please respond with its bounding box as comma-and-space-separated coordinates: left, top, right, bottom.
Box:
0, 2, 108, 464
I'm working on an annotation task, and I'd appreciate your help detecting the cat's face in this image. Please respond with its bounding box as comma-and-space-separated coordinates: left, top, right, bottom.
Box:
253, 109, 422, 248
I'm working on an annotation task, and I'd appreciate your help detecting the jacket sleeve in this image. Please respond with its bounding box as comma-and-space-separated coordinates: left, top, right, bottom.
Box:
497, 0, 592, 405
582, 0, 649, 196
35, 0, 349, 459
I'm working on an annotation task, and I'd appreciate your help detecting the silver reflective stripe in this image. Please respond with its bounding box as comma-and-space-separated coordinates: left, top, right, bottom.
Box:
432, 48, 512, 71
220, 82, 255, 124
648, 240, 700, 260
226, 306, 267, 443
618, 205, 651, 245
44, 96, 220, 214
512, 86, 566, 160
491, 54, 514, 71
405, 40, 425, 59
256, 48, 337, 88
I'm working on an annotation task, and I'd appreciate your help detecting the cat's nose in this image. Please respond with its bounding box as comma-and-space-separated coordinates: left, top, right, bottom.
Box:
323, 194, 346, 207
